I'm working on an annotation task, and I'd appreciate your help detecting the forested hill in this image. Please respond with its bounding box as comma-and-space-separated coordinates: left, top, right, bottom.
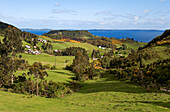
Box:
142, 29, 170, 49
45, 30, 94, 39
0, 21, 20, 30
0, 21, 21, 35
0, 21, 38, 45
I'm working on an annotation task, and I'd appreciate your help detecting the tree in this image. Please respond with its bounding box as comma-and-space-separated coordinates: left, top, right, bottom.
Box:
28, 62, 48, 96
2, 28, 24, 85
100, 56, 111, 69
122, 44, 127, 50
72, 51, 89, 80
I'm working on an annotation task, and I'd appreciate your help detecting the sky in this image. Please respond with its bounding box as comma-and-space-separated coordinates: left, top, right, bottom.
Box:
0, 0, 170, 29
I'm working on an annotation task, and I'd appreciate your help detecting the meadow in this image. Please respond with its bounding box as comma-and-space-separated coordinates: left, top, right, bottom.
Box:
1, 34, 170, 112
51, 42, 102, 52
20, 53, 74, 69
0, 78, 169, 112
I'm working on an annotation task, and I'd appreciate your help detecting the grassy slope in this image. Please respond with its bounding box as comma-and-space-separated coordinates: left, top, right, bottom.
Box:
0, 36, 3, 39
20, 53, 74, 69
38, 35, 101, 51
0, 78, 169, 112
124, 42, 147, 50
1, 35, 170, 111
16, 69, 74, 83
51, 42, 102, 51
0, 36, 30, 47
143, 45, 170, 64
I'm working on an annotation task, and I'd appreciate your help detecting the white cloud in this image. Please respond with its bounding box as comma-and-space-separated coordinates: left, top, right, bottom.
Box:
95, 11, 113, 16
160, 0, 166, 2
143, 9, 150, 13
52, 9, 76, 14
134, 16, 139, 24
55, 3, 61, 7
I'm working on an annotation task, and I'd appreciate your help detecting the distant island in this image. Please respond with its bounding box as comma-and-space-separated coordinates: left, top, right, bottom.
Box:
21, 28, 52, 31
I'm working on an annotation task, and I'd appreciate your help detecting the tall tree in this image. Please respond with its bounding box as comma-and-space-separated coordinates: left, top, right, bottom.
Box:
72, 51, 89, 80
100, 56, 111, 69
28, 62, 48, 96
2, 28, 24, 84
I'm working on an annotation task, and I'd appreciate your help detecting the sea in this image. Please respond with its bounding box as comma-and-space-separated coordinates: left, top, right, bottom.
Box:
22, 29, 165, 42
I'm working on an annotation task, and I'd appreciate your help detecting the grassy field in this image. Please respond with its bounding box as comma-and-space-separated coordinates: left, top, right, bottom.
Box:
143, 45, 170, 64
1, 35, 170, 111
124, 42, 147, 50
51, 42, 102, 51
38, 35, 54, 42
16, 69, 74, 83
0, 78, 169, 112
20, 53, 74, 69
0, 36, 3, 39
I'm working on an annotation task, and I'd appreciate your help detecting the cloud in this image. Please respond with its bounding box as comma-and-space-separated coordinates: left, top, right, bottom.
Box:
52, 9, 77, 14
55, 3, 61, 7
95, 11, 113, 16
143, 9, 150, 13
160, 0, 166, 2
134, 16, 139, 24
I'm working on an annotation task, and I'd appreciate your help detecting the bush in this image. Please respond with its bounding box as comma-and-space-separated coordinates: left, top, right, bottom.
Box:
43, 64, 51, 70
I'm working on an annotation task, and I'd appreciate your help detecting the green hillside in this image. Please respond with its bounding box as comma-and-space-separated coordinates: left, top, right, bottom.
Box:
16, 69, 74, 83
51, 42, 103, 51
0, 35, 30, 47
20, 53, 74, 69
0, 78, 169, 112
143, 29, 170, 49
0, 21, 170, 112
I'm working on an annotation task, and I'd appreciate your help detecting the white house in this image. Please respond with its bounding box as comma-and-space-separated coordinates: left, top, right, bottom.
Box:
42, 40, 47, 43
101, 47, 106, 49
33, 51, 41, 55
27, 49, 33, 53
25, 45, 31, 48
54, 49, 58, 52
93, 58, 98, 60
98, 46, 102, 48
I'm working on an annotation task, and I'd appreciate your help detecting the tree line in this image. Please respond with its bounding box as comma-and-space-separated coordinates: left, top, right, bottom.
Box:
0, 28, 72, 98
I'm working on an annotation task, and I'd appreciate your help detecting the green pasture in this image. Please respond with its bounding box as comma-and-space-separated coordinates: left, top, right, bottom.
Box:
0, 78, 169, 112
20, 53, 74, 69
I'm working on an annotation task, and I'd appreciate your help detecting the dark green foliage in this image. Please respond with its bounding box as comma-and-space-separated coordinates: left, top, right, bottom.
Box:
43, 64, 51, 70
122, 44, 127, 50
0, 21, 21, 36
100, 56, 111, 69
0, 21, 38, 45
103, 50, 114, 57
109, 59, 170, 90
46, 81, 72, 98
0, 28, 25, 85
91, 50, 101, 58
142, 29, 170, 49
28, 62, 48, 96
72, 51, 89, 81
21, 31, 39, 45
54, 47, 89, 60
84, 36, 116, 48
12, 78, 72, 98
63, 47, 88, 57
46, 30, 94, 39
43, 33, 63, 40
41, 42, 53, 53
